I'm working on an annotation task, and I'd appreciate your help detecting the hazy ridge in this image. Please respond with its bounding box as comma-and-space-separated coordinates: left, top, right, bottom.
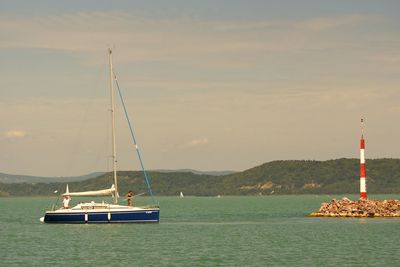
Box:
1, 158, 400, 196
0, 172, 105, 184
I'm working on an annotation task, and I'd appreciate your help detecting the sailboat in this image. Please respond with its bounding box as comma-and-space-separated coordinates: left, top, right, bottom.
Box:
180, 192, 184, 198
40, 49, 160, 223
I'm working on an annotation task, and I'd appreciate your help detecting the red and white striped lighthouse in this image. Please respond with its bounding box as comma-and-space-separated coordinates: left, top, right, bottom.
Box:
359, 118, 367, 200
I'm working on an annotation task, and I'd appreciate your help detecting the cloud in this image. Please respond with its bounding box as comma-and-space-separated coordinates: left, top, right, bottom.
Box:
368, 54, 400, 64
169, 138, 209, 150
0, 12, 384, 65
188, 138, 209, 146
298, 14, 378, 31
4, 130, 26, 139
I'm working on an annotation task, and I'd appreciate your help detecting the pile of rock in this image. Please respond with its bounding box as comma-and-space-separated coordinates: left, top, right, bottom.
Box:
310, 197, 400, 218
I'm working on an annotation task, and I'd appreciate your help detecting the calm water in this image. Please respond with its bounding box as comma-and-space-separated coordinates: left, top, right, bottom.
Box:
1, 195, 400, 266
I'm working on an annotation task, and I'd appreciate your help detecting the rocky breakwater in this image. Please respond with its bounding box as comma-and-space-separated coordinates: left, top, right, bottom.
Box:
310, 197, 400, 218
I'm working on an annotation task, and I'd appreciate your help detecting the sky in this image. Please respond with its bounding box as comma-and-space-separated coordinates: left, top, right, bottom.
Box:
1, 0, 400, 177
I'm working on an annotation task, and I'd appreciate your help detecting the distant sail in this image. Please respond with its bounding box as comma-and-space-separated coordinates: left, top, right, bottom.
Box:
180, 192, 184, 198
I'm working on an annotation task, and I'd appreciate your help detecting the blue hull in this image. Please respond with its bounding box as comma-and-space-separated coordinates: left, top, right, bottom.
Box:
44, 209, 160, 223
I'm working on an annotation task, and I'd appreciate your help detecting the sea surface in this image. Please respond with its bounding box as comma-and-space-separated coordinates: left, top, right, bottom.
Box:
1, 195, 400, 267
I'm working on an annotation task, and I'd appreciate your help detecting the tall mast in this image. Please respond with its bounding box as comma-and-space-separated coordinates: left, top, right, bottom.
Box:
109, 48, 118, 203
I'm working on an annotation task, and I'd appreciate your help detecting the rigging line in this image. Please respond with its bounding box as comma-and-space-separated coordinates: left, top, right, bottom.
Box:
113, 72, 157, 205
53, 183, 65, 210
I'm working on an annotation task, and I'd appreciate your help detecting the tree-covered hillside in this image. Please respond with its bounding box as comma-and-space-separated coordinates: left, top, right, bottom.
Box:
1, 159, 400, 196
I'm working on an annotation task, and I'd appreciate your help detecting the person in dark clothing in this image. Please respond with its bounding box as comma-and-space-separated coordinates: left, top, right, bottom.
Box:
126, 190, 133, 206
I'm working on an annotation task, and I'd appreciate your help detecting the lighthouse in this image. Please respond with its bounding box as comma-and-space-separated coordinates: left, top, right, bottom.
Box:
359, 118, 367, 200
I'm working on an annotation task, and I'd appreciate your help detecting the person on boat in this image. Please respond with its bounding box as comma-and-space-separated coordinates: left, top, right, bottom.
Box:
62, 196, 71, 209
126, 190, 133, 206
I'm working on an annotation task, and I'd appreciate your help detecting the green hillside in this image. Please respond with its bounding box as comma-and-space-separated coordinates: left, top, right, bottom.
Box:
1, 158, 400, 197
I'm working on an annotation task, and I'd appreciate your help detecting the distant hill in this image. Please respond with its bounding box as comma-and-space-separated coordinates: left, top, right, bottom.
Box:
0, 172, 104, 184
154, 169, 236, 176
1, 159, 400, 197
215, 158, 400, 195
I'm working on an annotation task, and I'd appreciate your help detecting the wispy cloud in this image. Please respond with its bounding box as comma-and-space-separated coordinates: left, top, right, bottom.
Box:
187, 138, 209, 147
0, 12, 385, 64
4, 130, 26, 139
297, 14, 379, 31
368, 54, 400, 64
167, 138, 209, 151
